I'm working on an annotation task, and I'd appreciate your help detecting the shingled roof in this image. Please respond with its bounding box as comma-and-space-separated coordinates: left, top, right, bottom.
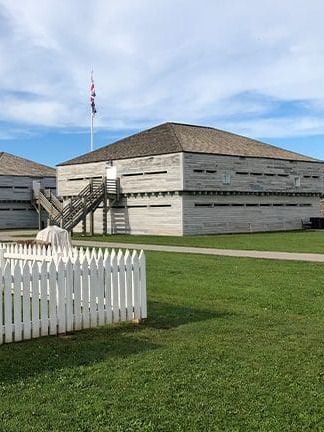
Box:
0, 152, 56, 177
59, 122, 321, 166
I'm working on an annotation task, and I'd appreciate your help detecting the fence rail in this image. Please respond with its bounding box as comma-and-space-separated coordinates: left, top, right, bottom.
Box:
0, 245, 146, 344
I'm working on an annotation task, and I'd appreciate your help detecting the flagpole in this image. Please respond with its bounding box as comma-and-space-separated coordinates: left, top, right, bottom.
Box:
90, 112, 94, 152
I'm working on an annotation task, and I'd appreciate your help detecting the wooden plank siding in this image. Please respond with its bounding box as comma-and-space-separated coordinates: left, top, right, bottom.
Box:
57, 153, 182, 196
183, 194, 320, 235
0, 175, 56, 229
183, 153, 324, 193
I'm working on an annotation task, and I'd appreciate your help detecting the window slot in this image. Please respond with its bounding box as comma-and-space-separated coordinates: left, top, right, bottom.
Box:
127, 205, 147, 208
144, 171, 168, 175
194, 203, 213, 207
149, 204, 171, 208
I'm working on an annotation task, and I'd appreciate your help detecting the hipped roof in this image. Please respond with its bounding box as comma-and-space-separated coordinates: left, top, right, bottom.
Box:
0, 152, 56, 177
59, 122, 322, 166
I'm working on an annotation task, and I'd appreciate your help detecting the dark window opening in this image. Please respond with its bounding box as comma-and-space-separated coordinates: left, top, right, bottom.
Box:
194, 203, 213, 207
122, 173, 144, 177
127, 205, 147, 208
145, 170, 168, 175
149, 204, 172, 208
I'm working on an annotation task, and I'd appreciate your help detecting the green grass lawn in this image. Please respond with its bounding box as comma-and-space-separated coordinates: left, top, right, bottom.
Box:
1, 252, 324, 431
74, 230, 324, 254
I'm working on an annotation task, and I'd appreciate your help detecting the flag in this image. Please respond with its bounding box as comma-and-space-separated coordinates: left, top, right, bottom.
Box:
90, 71, 97, 115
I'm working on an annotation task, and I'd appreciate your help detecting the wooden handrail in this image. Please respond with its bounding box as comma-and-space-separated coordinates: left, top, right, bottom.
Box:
34, 178, 119, 231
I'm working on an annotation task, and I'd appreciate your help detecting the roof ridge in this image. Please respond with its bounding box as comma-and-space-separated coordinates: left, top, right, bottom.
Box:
167, 123, 184, 151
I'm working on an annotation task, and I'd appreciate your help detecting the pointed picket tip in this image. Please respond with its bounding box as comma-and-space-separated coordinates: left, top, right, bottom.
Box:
132, 250, 139, 260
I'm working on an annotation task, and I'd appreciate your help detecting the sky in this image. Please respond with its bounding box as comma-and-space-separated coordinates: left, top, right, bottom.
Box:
1, 0, 324, 168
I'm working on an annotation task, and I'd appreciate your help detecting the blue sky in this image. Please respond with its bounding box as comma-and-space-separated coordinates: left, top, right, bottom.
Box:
1, 0, 324, 167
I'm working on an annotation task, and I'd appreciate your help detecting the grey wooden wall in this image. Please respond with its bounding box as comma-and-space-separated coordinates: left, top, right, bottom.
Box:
182, 194, 320, 235
57, 154, 182, 197
183, 153, 324, 193
0, 175, 56, 229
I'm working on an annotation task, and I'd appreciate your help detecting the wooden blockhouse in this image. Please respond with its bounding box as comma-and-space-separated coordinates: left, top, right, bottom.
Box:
0, 152, 56, 229
54, 123, 324, 236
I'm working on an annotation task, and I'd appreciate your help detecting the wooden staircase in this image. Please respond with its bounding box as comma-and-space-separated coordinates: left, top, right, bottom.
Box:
33, 178, 120, 232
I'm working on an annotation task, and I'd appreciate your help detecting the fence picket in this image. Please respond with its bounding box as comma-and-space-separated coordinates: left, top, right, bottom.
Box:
4, 263, 12, 343
49, 260, 57, 335
74, 258, 82, 331
132, 251, 141, 320
111, 250, 119, 322
117, 250, 126, 322
65, 258, 73, 332
13, 263, 22, 342
89, 256, 98, 328
139, 251, 147, 319
31, 261, 40, 338
81, 257, 90, 329
57, 259, 66, 334
97, 256, 105, 326
124, 250, 133, 321
103, 256, 112, 324
40, 261, 48, 336
22, 262, 31, 340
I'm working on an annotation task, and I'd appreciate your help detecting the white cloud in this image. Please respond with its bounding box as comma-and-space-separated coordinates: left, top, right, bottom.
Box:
0, 0, 324, 140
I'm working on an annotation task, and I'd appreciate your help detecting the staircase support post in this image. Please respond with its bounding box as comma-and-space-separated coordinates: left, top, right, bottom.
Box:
82, 197, 87, 235
89, 179, 94, 236
103, 177, 107, 235
38, 198, 41, 230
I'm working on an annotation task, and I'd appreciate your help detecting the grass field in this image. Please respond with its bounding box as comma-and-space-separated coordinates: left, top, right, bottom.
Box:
1, 251, 324, 431
74, 230, 324, 254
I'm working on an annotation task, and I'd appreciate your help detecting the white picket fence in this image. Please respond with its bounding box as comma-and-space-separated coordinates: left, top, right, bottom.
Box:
0, 243, 147, 344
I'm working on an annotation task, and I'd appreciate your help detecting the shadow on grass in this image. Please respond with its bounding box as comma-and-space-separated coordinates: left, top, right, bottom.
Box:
146, 300, 231, 329
0, 301, 228, 383
0, 325, 158, 384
